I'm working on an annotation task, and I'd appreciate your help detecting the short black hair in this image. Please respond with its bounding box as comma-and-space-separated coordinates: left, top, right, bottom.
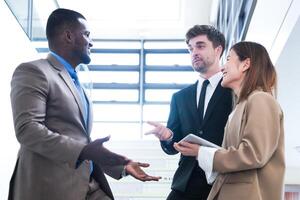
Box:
46, 8, 86, 42
185, 25, 225, 56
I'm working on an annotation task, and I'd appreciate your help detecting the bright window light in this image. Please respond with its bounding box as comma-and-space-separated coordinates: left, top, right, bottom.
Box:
145, 71, 197, 84
146, 53, 190, 66
93, 104, 141, 122
91, 89, 139, 102
79, 71, 139, 84
90, 53, 139, 65
145, 89, 179, 102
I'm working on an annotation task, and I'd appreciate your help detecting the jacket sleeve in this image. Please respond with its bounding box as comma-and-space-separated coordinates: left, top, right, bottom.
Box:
160, 94, 182, 155
10, 63, 85, 168
213, 92, 283, 173
102, 165, 124, 180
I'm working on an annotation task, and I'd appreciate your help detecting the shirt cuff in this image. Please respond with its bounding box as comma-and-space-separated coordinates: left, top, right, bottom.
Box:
197, 146, 218, 184
163, 128, 174, 142
121, 166, 128, 178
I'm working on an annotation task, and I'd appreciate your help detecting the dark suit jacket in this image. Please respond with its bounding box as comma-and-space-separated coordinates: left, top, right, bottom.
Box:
161, 80, 233, 195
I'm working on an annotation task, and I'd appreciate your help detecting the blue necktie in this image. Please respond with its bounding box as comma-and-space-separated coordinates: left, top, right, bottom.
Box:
73, 72, 93, 174
73, 72, 89, 128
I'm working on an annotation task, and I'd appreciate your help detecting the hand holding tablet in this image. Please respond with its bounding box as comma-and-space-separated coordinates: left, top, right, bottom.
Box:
179, 134, 221, 149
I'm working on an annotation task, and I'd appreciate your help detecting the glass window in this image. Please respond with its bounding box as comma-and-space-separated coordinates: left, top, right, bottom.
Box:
143, 105, 170, 122
146, 53, 190, 66
91, 122, 141, 141
93, 104, 141, 122
91, 89, 139, 102
90, 53, 139, 65
79, 71, 139, 84
92, 41, 141, 49
144, 41, 187, 49
145, 71, 197, 84
145, 89, 178, 102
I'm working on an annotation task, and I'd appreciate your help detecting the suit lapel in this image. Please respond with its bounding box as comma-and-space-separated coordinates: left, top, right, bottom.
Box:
47, 54, 88, 134
83, 89, 93, 135
202, 80, 225, 125
188, 81, 201, 124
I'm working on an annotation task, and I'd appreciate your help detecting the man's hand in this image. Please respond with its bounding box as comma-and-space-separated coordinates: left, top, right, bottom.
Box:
144, 121, 172, 141
125, 161, 161, 182
173, 141, 200, 157
79, 136, 130, 166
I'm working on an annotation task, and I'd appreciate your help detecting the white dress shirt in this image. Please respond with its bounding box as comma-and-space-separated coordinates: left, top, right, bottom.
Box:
195, 71, 222, 184
197, 72, 223, 118
197, 106, 237, 184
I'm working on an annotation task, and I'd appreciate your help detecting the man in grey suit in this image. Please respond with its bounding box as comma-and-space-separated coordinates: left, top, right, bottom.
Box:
9, 8, 160, 200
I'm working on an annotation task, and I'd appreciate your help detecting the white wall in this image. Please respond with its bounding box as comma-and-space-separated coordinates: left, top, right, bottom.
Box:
246, 0, 300, 184
276, 17, 300, 185
0, 1, 38, 198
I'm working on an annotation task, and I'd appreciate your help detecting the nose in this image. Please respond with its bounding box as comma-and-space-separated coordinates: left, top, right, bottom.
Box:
89, 37, 93, 47
220, 65, 225, 72
191, 48, 198, 56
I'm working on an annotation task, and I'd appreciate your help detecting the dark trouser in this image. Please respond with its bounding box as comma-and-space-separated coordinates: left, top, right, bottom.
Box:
166, 188, 211, 200
167, 163, 212, 200
86, 178, 112, 200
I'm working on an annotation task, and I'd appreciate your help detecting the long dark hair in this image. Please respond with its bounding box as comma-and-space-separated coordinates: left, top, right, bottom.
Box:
231, 41, 277, 103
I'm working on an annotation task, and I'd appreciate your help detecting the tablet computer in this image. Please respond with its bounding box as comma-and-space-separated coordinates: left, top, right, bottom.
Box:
180, 134, 221, 149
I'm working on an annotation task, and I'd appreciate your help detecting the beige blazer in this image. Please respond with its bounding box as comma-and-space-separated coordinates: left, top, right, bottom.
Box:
9, 54, 122, 200
208, 90, 285, 200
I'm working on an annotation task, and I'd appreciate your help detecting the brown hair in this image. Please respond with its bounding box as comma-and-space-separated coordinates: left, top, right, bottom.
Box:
231, 41, 277, 103
185, 25, 225, 57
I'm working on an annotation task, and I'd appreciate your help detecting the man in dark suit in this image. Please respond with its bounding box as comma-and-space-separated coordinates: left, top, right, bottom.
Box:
146, 25, 233, 200
9, 8, 160, 200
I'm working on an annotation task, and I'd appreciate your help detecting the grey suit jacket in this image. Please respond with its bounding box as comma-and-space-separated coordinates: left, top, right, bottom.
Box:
9, 54, 122, 200
208, 90, 285, 200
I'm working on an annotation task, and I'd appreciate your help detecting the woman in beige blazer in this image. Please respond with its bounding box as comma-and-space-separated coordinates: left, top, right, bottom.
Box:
174, 41, 285, 200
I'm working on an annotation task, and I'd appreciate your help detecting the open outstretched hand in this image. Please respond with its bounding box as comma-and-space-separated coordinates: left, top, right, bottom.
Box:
125, 161, 161, 182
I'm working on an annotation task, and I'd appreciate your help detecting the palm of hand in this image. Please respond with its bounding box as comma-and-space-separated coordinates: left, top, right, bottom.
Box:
125, 162, 161, 182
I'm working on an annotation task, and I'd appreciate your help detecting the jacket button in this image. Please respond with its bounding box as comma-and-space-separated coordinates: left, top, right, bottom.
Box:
199, 130, 203, 135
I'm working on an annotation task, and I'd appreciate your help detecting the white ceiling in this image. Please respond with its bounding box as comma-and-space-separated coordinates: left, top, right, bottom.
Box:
56, 0, 213, 39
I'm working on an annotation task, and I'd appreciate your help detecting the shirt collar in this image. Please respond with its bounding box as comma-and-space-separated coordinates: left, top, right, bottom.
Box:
50, 51, 77, 80
198, 71, 223, 87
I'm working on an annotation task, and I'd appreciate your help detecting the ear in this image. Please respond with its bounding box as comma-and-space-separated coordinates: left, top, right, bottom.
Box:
64, 30, 74, 44
241, 58, 250, 72
215, 45, 223, 57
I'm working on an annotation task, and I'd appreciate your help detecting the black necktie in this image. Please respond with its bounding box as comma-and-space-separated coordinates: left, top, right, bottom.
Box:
198, 79, 210, 120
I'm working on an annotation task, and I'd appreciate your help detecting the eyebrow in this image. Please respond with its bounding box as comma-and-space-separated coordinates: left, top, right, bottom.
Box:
188, 41, 206, 47
195, 41, 206, 45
